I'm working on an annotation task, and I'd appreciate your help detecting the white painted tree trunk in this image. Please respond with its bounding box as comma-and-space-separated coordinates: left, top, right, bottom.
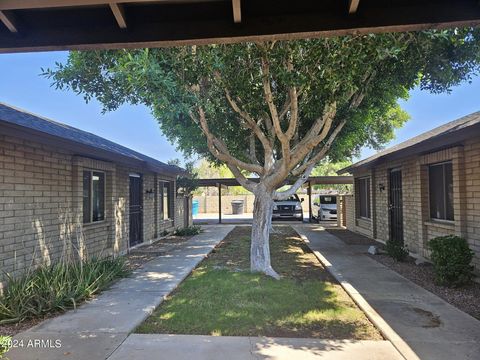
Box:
250, 185, 280, 279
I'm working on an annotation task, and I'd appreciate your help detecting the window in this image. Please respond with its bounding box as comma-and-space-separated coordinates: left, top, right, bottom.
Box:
356, 177, 371, 219
429, 162, 454, 221
83, 171, 105, 223
160, 181, 172, 220
319, 196, 337, 205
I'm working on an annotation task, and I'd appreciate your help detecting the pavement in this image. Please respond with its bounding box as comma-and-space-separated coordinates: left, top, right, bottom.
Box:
294, 224, 480, 360
193, 212, 319, 225
6, 225, 235, 360
107, 335, 402, 360
7, 223, 479, 360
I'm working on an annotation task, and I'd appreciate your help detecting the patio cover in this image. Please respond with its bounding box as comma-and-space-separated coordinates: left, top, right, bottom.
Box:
1, 0, 480, 53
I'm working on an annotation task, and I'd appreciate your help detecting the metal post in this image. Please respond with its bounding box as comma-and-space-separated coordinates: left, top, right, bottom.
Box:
308, 181, 312, 223
218, 183, 222, 224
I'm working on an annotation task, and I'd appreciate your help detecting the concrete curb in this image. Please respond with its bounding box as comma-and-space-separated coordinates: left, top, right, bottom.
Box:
295, 229, 420, 360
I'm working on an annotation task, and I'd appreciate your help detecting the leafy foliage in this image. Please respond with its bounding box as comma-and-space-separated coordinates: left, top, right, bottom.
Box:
0, 257, 128, 324
169, 159, 199, 196
193, 159, 251, 195
385, 240, 409, 262
43, 30, 480, 275
0, 336, 11, 358
173, 225, 202, 236
43, 30, 480, 169
428, 235, 474, 287
311, 159, 353, 192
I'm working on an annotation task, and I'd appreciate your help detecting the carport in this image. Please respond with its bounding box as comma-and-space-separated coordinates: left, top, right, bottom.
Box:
196, 176, 353, 224
1, 1, 480, 53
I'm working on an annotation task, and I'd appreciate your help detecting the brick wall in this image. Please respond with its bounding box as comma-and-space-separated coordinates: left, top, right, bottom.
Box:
345, 139, 480, 272
0, 133, 179, 283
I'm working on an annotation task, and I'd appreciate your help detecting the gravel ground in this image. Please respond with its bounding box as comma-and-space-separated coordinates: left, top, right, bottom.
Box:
371, 253, 480, 321
0, 316, 54, 337
327, 228, 480, 321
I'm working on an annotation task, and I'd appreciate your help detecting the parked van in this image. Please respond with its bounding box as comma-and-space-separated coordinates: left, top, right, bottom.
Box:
314, 195, 337, 221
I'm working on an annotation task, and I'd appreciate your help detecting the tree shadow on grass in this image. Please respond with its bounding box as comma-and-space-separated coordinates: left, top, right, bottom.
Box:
136, 226, 381, 340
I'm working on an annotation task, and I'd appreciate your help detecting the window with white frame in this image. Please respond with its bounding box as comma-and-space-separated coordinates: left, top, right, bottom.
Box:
356, 177, 371, 219
159, 181, 172, 220
83, 170, 105, 223
429, 162, 454, 221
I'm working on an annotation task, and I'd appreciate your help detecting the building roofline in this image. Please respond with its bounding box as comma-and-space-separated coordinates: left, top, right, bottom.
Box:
0, 102, 184, 175
338, 111, 480, 175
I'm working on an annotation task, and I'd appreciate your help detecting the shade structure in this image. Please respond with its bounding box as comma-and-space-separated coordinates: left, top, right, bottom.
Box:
1, 0, 480, 53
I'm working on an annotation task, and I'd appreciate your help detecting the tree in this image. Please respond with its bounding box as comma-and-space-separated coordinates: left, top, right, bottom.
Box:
45, 29, 480, 278
168, 158, 199, 196
194, 159, 251, 195
311, 159, 354, 193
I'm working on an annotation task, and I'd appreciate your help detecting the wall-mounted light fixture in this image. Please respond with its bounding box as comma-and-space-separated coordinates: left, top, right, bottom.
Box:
378, 183, 385, 192
145, 188, 155, 199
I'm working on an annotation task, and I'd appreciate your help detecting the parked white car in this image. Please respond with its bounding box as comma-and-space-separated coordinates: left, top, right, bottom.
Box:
314, 195, 337, 221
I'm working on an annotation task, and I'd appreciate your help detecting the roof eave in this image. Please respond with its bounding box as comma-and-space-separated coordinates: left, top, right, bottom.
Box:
341, 122, 480, 175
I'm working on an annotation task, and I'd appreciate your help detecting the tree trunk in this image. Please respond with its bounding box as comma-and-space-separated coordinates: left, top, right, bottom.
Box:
250, 185, 280, 279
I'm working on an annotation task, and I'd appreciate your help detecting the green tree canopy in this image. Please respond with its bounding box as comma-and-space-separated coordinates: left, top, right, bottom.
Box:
45, 29, 480, 277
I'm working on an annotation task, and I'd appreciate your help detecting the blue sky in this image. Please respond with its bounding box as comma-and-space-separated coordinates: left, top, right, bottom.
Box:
1, 51, 479, 164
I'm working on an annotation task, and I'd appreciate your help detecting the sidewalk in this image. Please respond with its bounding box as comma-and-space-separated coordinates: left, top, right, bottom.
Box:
108, 334, 402, 360
295, 224, 480, 360
7, 225, 235, 360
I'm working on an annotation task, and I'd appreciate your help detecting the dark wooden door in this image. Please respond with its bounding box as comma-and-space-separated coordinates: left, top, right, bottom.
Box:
129, 175, 143, 247
389, 169, 404, 244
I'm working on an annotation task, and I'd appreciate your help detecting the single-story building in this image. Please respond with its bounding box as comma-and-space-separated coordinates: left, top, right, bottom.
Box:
339, 111, 480, 273
0, 102, 190, 282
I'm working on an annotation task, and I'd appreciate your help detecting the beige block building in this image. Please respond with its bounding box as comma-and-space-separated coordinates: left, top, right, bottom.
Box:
0, 103, 190, 282
340, 112, 480, 273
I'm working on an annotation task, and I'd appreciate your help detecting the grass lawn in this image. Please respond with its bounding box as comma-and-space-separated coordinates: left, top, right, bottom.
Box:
136, 226, 381, 339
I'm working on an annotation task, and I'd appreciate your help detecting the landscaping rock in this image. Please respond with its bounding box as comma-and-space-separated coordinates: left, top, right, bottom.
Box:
415, 256, 429, 266
368, 246, 379, 255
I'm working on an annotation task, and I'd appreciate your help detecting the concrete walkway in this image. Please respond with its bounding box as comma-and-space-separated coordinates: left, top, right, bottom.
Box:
295, 224, 480, 360
108, 334, 402, 360
7, 225, 235, 360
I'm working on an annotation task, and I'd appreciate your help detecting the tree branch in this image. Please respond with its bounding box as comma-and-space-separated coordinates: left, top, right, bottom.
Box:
192, 107, 264, 175
291, 117, 348, 176
223, 86, 273, 155
273, 163, 315, 200
225, 163, 257, 193
260, 52, 291, 165
289, 102, 337, 168
248, 134, 261, 166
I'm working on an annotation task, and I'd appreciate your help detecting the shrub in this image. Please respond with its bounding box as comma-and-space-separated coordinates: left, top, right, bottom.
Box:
385, 240, 409, 261
428, 235, 474, 287
0, 336, 11, 358
0, 257, 128, 325
174, 225, 202, 236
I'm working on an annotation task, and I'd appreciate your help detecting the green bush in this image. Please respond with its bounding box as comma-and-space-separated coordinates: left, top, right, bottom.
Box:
0, 336, 11, 358
174, 225, 202, 237
428, 235, 474, 287
0, 257, 128, 325
385, 240, 409, 261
